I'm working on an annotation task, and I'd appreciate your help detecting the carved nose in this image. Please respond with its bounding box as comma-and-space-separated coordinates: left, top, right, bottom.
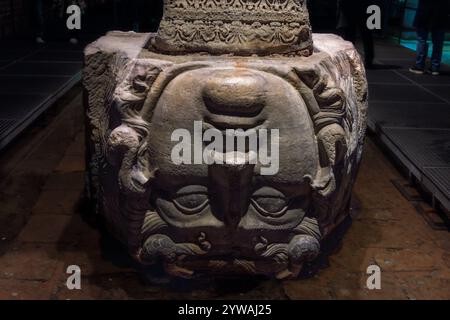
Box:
202, 70, 267, 117
208, 162, 254, 230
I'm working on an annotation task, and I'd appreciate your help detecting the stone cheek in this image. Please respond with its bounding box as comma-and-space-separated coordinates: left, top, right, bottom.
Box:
84, 32, 368, 279
149, 0, 314, 56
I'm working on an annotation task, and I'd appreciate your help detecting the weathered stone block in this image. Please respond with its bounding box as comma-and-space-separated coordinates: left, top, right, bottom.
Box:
84, 2, 368, 279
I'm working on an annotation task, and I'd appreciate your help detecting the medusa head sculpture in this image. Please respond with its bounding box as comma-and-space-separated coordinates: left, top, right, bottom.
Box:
84, 0, 368, 279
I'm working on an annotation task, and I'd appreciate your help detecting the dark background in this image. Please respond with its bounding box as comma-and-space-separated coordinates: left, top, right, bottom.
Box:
0, 0, 362, 40
0, 1, 448, 41
0, 0, 164, 40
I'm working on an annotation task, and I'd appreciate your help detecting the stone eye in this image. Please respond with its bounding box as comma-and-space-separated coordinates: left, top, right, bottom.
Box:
173, 186, 209, 214
251, 187, 289, 218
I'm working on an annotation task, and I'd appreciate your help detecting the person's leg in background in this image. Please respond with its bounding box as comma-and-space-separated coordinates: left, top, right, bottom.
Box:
67, 1, 87, 45
34, 0, 46, 43
68, 27, 80, 45
113, 0, 120, 29
410, 27, 429, 74
336, 0, 348, 39
381, 0, 394, 37
343, 24, 357, 44
360, 24, 375, 68
132, 0, 141, 32
357, 0, 374, 68
341, 12, 357, 46
337, 0, 357, 44
430, 29, 445, 75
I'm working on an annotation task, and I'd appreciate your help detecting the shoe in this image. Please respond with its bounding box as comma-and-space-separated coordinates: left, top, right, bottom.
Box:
35, 37, 45, 44
69, 38, 79, 45
409, 66, 425, 75
431, 70, 440, 76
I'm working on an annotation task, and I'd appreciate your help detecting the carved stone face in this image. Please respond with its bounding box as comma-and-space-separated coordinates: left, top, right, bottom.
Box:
87, 31, 368, 278
84, 0, 367, 279
99, 54, 367, 278
146, 68, 319, 256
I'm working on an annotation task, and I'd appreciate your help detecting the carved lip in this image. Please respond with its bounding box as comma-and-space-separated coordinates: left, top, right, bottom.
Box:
204, 115, 266, 131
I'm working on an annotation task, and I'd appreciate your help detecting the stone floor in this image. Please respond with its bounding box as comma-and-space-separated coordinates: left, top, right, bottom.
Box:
0, 91, 449, 300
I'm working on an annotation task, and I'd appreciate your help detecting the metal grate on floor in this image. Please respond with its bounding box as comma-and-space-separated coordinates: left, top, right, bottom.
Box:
382, 128, 450, 169
369, 102, 450, 130
423, 168, 450, 198
0, 119, 16, 139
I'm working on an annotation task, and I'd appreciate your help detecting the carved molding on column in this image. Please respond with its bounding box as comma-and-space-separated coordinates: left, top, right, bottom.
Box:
149, 0, 314, 56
